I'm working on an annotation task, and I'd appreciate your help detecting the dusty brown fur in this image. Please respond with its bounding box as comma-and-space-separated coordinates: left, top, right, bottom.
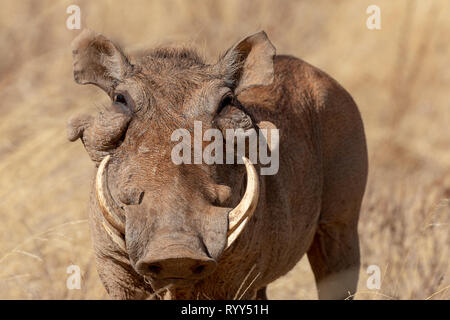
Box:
68, 29, 367, 299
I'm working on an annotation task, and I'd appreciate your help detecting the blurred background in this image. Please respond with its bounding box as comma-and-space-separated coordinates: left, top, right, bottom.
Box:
0, 0, 448, 299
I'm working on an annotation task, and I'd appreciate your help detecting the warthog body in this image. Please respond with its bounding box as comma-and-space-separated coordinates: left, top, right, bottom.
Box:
68, 29, 367, 299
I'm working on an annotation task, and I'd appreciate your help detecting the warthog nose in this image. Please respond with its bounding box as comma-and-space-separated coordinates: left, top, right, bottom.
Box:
136, 256, 217, 280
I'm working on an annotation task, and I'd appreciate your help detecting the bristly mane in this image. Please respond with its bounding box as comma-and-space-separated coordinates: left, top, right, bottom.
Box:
134, 46, 206, 70
150, 47, 205, 65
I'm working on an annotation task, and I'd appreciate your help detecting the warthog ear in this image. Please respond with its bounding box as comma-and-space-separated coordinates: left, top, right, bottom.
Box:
71, 29, 134, 95
217, 31, 276, 95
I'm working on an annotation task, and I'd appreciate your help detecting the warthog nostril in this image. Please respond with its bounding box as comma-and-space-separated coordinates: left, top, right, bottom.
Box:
192, 264, 206, 275
146, 263, 162, 275
136, 257, 217, 280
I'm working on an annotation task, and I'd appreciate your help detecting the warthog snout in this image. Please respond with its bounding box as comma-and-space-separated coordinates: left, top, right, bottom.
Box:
136, 245, 216, 284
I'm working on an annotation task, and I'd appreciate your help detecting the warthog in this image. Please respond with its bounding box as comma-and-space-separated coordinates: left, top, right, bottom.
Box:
67, 29, 368, 299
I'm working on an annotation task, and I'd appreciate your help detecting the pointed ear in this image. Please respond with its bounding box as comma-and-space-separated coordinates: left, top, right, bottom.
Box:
71, 29, 134, 95
216, 31, 276, 95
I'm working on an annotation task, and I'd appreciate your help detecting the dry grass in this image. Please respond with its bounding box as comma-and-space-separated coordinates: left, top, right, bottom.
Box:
0, 0, 448, 299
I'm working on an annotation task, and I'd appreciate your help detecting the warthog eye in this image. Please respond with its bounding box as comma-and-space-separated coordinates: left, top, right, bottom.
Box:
114, 93, 127, 106
217, 94, 233, 114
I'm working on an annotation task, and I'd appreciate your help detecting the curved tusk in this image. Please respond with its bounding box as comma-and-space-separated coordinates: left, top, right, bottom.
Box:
96, 155, 126, 235
226, 156, 259, 248
102, 221, 126, 251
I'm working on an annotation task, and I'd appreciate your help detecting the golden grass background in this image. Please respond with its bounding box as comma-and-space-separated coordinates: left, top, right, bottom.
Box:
0, 0, 448, 299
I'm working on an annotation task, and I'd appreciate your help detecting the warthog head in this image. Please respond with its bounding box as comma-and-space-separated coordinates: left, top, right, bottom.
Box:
67, 29, 275, 290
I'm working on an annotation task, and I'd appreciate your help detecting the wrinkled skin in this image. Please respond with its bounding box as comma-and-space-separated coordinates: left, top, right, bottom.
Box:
68, 29, 368, 299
